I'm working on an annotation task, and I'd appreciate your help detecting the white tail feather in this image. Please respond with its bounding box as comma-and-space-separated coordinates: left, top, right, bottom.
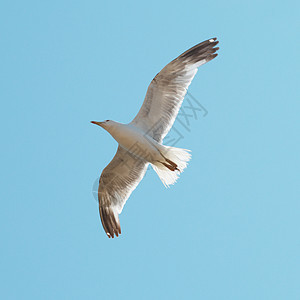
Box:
152, 146, 191, 188
152, 164, 180, 187
163, 145, 191, 171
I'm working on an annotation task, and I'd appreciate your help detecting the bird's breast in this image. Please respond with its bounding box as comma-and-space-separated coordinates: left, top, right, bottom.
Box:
111, 124, 161, 162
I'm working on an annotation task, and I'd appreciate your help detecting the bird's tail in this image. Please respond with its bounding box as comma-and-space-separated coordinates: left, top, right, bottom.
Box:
151, 146, 191, 188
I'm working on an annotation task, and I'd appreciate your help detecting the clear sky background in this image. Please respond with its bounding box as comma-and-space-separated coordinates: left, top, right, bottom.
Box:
1, 0, 299, 299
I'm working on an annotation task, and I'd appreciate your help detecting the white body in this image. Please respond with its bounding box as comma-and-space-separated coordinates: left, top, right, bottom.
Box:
101, 120, 191, 188
104, 121, 164, 163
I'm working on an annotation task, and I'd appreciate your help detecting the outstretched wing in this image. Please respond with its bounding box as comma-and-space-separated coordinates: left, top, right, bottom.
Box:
97, 145, 148, 238
131, 38, 219, 143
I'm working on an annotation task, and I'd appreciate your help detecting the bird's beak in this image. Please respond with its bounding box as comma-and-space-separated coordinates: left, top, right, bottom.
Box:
91, 121, 103, 127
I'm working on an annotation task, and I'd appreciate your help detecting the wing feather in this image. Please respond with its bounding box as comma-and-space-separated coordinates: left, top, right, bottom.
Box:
131, 38, 219, 142
98, 146, 148, 238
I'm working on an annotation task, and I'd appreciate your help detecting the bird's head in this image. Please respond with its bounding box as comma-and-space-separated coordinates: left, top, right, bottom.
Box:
91, 120, 118, 134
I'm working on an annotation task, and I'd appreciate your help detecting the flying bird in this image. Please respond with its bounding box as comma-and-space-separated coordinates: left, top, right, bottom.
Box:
91, 38, 219, 238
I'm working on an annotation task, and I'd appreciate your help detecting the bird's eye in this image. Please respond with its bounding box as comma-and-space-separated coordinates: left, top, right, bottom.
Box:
105, 120, 109, 122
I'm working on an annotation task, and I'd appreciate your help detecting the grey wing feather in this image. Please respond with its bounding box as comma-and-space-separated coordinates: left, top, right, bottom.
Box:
131, 38, 219, 142
98, 146, 148, 238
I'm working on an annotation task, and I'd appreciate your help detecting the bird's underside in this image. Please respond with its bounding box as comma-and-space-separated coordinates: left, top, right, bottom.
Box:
95, 37, 219, 238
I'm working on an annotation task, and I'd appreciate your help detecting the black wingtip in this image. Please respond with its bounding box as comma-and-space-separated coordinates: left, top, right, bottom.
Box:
99, 206, 121, 239
179, 37, 220, 61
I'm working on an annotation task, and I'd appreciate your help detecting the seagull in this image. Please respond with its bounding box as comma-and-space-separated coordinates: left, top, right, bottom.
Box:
91, 38, 219, 238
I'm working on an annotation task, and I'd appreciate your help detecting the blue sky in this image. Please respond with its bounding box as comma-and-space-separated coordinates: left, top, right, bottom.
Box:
1, 0, 299, 299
